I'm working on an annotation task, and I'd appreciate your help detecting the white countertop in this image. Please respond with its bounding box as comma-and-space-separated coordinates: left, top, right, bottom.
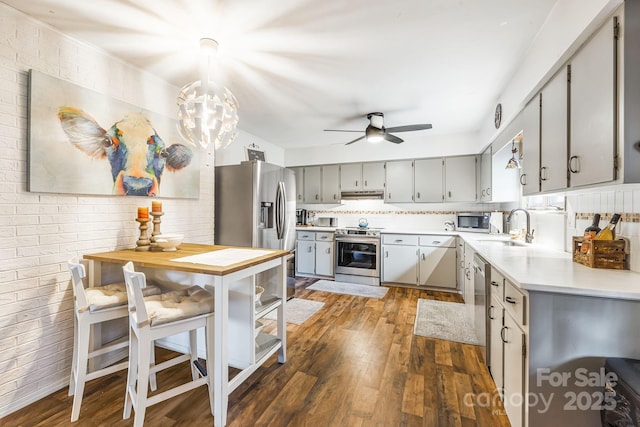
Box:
295, 226, 640, 300
459, 232, 640, 301
295, 226, 337, 232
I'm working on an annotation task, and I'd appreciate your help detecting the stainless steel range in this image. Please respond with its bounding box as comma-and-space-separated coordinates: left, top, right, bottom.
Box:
334, 227, 382, 286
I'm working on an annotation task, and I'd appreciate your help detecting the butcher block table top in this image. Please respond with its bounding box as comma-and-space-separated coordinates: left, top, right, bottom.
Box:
84, 243, 291, 276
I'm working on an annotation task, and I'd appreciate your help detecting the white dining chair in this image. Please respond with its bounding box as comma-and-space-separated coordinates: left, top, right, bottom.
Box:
121, 261, 215, 427
67, 257, 162, 422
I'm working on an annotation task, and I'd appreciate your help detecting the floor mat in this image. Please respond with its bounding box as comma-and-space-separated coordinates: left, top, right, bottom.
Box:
263, 298, 324, 325
413, 298, 479, 345
307, 280, 389, 299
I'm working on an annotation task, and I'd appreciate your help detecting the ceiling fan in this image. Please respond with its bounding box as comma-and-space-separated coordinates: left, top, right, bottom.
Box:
324, 112, 432, 145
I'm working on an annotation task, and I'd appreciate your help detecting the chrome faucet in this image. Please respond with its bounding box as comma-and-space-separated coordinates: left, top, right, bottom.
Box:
507, 208, 535, 243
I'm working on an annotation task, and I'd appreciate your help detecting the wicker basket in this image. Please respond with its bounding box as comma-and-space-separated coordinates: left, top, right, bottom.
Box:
572, 236, 628, 269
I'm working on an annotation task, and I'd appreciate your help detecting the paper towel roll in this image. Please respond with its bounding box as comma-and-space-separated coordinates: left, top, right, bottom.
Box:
490, 212, 504, 234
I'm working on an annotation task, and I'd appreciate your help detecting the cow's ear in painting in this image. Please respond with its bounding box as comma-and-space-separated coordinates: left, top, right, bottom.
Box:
58, 106, 108, 159
162, 144, 193, 171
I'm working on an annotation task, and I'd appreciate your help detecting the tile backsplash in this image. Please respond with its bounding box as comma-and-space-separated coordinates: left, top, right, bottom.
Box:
564, 185, 640, 272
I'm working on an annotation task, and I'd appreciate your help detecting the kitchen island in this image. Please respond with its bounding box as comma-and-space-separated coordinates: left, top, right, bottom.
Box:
84, 243, 291, 427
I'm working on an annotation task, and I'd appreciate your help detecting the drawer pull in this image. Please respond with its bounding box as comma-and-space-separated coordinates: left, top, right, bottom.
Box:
432, 241, 441, 244
490, 281, 499, 287
320, 236, 327, 239
395, 239, 403, 243
501, 326, 509, 343
505, 296, 517, 304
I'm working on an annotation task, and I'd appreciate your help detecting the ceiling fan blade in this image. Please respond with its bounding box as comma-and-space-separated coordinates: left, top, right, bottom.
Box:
385, 124, 432, 133
384, 133, 404, 144
345, 135, 366, 145
324, 129, 362, 132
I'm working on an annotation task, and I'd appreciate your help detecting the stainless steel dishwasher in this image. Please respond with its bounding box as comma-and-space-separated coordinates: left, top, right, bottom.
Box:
473, 253, 490, 363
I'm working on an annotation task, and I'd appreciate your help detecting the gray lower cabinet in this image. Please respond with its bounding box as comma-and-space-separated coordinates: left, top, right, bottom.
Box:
295, 231, 334, 277
382, 234, 418, 284
488, 266, 527, 427
382, 234, 457, 290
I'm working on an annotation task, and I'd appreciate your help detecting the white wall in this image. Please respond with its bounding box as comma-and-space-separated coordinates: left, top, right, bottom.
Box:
215, 129, 285, 167
285, 131, 478, 167
478, 0, 623, 146
0, 4, 219, 416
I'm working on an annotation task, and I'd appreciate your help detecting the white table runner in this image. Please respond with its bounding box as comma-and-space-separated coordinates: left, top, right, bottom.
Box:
172, 248, 275, 267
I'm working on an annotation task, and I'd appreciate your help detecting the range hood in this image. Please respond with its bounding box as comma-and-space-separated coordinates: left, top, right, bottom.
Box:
340, 190, 384, 200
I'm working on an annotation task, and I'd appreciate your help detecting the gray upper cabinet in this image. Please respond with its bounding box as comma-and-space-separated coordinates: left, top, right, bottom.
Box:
292, 167, 304, 202
445, 156, 477, 202
521, 96, 541, 195
321, 165, 341, 203
569, 16, 617, 188
414, 158, 444, 202
385, 160, 414, 203
303, 166, 321, 203
340, 162, 386, 192
540, 66, 569, 192
339, 163, 362, 191
362, 162, 385, 190
479, 148, 492, 202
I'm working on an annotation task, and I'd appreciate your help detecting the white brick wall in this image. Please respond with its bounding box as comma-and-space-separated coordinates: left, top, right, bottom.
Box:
0, 4, 215, 416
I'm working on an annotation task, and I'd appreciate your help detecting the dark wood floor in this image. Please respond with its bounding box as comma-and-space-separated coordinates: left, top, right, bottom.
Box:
1, 282, 510, 426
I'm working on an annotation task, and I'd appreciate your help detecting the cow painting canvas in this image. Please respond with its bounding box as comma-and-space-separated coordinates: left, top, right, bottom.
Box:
28, 70, 200, 198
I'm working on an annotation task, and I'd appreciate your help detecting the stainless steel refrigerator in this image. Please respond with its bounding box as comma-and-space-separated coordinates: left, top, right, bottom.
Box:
214, 160, 296, 299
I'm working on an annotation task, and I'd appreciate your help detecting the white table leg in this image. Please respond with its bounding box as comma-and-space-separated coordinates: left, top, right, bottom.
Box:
214, 276, 229, 427
277, 258, 286, 363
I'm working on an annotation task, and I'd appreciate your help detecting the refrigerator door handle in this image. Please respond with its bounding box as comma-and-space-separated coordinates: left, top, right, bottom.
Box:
276, 181, 285, 240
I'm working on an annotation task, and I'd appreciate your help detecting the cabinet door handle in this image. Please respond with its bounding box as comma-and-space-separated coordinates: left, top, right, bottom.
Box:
417, 191, 421, 199
569, 155, 580, 173
540, 166, 548, 181
481, 189, 486, 197
501, 326, 509, 343
298, 194, 301, 200
315, 194, 319, 200
364, 180, 368, 187
520, 174, 527, 185
334, 194, 337, 200
388, 193, 391, 199
448, 191, 452, 198
355, 180, 358, 187
505, 296, 517, 304
385, 251, 389, 258
421, 253, 425, 261
326, 248, 331, 254
490, 281, 499, 287
487, 188, 491, 196
488, 305, 494, 320
307, 246, 313, 253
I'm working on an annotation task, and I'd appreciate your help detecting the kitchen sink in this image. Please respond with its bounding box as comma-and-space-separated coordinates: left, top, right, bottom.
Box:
477, 239, 528, 247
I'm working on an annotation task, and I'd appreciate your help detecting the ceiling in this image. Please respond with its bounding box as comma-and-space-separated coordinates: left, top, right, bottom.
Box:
3, 0, 558, 149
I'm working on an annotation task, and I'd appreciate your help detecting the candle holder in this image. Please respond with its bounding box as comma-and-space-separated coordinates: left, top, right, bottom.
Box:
149, 211, 164, 252
135, 218, 151, 251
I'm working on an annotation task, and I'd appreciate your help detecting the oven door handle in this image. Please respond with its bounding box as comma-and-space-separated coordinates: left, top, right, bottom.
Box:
336, 237, 379, 245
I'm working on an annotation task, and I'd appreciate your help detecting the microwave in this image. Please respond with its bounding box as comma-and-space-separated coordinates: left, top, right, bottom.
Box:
456, 212, 490, 233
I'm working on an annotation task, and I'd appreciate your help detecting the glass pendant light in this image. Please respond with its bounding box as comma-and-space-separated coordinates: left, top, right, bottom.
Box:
505, 139, 521, 169
176, 38, 239, 150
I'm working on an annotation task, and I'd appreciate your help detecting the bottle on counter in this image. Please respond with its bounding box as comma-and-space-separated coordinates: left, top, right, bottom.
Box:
580, 214, 601, 253
594, 214, 621, 241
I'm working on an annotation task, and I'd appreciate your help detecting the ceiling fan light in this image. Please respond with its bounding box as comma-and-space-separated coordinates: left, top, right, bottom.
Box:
365, 126, 384, 143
